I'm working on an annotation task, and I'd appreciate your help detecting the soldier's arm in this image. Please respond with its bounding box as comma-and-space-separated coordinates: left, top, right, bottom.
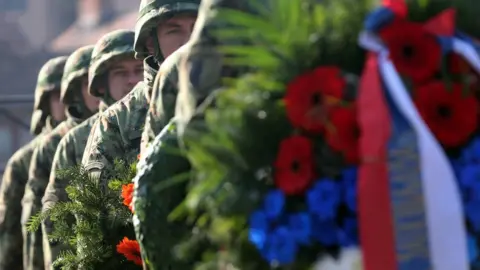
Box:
23, 141, 56, 270
141, 57, 179, 156
81, 114, 125, 182
41, 135, 76, 268
0, 151, 29, 269
42, 134, 77, 210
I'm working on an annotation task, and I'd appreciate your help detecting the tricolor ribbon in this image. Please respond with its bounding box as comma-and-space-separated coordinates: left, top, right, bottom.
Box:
358, 3, 472, 270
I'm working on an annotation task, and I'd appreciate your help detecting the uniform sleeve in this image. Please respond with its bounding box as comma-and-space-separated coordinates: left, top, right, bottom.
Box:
141, 64, 179, 156
176, 0, 252, 136
81, 114, 125, 183
41, 135, 76, 269
23, 141, 56, 270
0, 152, 28, 269
42, 135, 77, 210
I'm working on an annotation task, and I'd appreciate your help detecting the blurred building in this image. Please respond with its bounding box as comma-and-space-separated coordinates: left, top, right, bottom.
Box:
0, 0, 137, 176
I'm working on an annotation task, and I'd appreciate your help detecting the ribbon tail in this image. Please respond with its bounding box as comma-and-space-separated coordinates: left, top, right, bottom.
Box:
358, 53, 397, 270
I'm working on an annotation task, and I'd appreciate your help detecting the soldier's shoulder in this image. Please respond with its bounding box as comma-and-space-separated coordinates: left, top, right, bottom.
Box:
6, 137, 41, 166
38, 121, 71, 150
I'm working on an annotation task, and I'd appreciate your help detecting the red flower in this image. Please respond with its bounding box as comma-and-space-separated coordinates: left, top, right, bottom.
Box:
379, 20, 441, 83
414, 81, 478, 147
121, 184, 134, 213
284, 67, 345, 133
325, 107, 359, 164
274, 135, 314, 194
448, 54, 471, 75
116, 237, 142, 266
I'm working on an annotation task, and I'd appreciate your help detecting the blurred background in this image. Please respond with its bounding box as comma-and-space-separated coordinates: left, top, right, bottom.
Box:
0, 0, 138, 175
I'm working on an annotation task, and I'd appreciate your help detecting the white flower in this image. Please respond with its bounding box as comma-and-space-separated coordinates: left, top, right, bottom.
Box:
314, 247, 363, 270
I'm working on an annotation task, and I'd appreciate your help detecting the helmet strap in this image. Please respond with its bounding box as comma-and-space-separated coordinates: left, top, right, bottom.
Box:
150, 29, 165, 63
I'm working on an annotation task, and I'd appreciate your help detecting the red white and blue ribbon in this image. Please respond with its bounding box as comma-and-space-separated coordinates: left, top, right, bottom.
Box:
358, 2, 472, 270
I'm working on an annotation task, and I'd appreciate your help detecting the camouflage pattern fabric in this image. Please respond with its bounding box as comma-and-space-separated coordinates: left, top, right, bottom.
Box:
175, 0, 253, 136
40, 103, 108, 269
0, 125, 54, 270
140, 44, 189, 155
23, 46, 94, 270
21, 120, 79, 270
133, 0, 256, 267
81, 56, 158, 183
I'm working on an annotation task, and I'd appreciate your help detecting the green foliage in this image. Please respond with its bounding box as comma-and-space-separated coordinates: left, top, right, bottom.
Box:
159, 0, 478, 268
28, 160, 140, 270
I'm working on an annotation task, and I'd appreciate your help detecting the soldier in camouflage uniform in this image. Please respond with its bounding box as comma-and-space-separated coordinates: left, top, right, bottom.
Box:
0, 56, 67, 270
140, 41, 190, 156
41, 29, 143, 269
132, 0, 259, 267
22, 46, 98, 270
81, 0, 199, 181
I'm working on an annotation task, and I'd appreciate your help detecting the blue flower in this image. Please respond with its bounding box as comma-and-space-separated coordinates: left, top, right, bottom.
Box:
261, 227, 298, 265
460, 137, 480, 163
311, 217, 339, 246
459, 165, 480, 190
288, 213, 311, 244
249, 211, 269, 249
263, 189, 285, 220
468, 234, 478, 263
307, 179, 341, 220
342, 167, 358, 212
338, 218, 359, 247
466, 201, 480, 232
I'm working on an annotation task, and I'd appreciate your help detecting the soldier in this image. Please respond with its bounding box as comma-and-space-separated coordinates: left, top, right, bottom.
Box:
132, 0, 263, 267
0, 56, 67, 270
22, 45, 97, 270
81, 0, 199, 183
41, 29, 143, 269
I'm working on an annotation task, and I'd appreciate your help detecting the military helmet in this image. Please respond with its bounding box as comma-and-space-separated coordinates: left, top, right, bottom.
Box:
88, 29, 136, 97
61, 45, 94, 105
32, 56, 68, 125
134, 0, 200, 59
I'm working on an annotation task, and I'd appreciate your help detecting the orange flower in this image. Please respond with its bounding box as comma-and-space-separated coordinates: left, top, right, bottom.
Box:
116, 237, 142, 266
137, 154, 141, 160
121, 183, 134, 213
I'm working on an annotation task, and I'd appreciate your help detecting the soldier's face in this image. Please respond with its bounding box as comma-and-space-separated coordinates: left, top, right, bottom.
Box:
49, 91, 66, 122
106, 58, 144, 101
155, 14, 197, 58
81, 77, 100, 112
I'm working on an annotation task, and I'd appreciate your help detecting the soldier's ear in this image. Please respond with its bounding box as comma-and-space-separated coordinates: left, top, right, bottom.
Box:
145, 37, 155, 55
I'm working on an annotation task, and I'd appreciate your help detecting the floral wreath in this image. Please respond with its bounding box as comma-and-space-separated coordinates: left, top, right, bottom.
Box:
160, 0, 480, 269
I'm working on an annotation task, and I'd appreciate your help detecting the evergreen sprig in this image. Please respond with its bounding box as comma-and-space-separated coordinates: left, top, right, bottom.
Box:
28, 159, 140, 269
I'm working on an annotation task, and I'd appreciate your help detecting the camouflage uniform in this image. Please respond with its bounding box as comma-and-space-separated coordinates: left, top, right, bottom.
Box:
133, 0, 257, 267
81, 0, 199, 180
0, 56, 67, 270
22, 46, 94, 270
41, 30, 138, 268
140, 43, 190, 155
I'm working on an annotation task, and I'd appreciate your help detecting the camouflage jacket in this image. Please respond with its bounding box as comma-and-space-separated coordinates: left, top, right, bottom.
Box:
140, 45, 189, 155
0, 124, 53, 270
40, 103, 109, 265
82, 56, 158, 181
22, 115, 84, 270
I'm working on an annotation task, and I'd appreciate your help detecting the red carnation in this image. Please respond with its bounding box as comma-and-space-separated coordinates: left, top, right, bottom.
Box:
121, 183, 134, 213
379, 20, 441, 83
274, 135, 314, 195
116, 237, 143, 266
414, 81, 478, 147
284, 67, 345, 133
325, 107, 359, 164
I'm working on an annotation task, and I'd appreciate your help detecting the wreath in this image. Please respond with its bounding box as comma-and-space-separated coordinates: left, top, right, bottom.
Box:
137, 0, 480, 269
